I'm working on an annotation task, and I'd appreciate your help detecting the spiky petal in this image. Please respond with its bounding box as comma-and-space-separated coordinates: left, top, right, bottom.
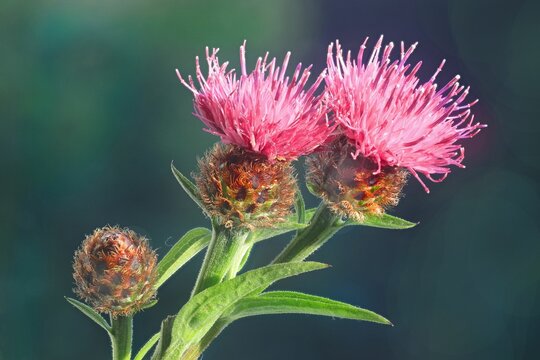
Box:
177, 42, 333, 161
326, 36, 486, 192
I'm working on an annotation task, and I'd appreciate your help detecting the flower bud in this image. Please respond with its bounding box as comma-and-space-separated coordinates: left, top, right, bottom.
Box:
306, 139, 408, 222
73, 226, 157, 317
195, 143, 297, 229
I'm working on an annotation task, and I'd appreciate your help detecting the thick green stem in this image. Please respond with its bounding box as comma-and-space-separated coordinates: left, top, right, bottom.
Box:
273, 202, 345, 263
191, 219, 249, 297
110, 315, 133, 360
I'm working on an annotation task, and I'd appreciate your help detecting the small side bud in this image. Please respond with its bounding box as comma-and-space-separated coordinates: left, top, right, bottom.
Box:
72, 226, 157, 317
306, 139, 408, 222
195, 143, 297, 229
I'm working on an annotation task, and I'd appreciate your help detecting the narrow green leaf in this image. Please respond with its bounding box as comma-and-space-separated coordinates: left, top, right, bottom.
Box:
225, 291, 392, 325
304, 207, 415, 230
250, 221, 307, 243
347, 213, 417, 229
295, 191, 306, 224
141, 299, 158, 310
134, 332, 160, 360
237, 243, 253, 271
159, 262, 328, 359
65, 297, 111, 333
171, 163, 207, 214
156, 228, 212, 288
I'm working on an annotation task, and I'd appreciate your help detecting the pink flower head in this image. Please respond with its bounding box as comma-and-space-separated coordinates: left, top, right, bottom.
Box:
177, 42, 333, 161
326, 36, 486, 192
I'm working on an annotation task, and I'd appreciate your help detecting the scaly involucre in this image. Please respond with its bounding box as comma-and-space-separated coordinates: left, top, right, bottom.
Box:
178, 42, 333, 161
326, 36, 486, 192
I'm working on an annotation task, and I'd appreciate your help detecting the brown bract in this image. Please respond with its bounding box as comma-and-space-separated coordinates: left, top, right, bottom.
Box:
73, 226, 157, 317
195, 144, 297, 229
307, 139, 408, 222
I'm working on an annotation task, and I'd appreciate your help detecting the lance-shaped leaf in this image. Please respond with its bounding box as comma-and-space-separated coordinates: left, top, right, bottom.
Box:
224, 291, 392, 325
249, 221, 307, 244
347, 213, 417, 230
171, 163, 207, 214
156, 227, 212, 288
134, 332, 160, 360
155, 262, 328, 360
302, 207, 415, 230
141, 299, 159, 310
65, 297, 111, 333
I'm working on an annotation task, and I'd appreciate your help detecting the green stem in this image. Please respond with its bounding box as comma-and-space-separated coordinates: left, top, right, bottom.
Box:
179, 204, 343, 359
191, 219, 249, 297
273, 202, 345, 263
110, 315, 133, 360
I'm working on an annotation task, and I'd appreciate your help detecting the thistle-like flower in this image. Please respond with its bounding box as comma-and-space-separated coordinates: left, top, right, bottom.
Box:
177, 41, 332, 161
178, 42, 332, 228
325, 36, 485, 192
307, 36, 485, 221
73, 226, 157, 317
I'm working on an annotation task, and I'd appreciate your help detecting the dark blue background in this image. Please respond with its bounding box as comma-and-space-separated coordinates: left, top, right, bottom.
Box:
2, 0, 539, 359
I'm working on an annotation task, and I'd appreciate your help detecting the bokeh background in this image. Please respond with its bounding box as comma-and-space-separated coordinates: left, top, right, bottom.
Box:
2, 0, 539, 359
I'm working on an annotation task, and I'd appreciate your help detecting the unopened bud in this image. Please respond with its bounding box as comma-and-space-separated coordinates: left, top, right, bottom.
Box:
72, 226, 157, 317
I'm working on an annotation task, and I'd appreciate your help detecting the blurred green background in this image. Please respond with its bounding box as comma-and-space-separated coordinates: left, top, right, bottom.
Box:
1, 0, 539, 359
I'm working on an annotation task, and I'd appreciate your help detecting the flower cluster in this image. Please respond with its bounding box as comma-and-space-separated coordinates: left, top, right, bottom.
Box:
178, 38, 485, 223
70, 38, 487, 360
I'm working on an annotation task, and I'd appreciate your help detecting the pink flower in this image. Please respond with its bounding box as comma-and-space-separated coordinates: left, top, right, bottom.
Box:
325, 36, 486, 192
177, 42, 333, 161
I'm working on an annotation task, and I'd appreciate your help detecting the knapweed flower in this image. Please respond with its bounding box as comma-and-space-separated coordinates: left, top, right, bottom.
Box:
177, 42, 332, 161
308, 36, 485, 221
73, 226, 157, 317
178, 42, 332, 228
325, 36, 485, 192
307, 138, 408, 221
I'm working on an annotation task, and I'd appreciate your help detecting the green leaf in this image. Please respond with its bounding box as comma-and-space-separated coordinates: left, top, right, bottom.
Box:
134, 332, 160, 360
65, 297, 111, 333
250, 221, 307, 244
157, 262, 328, 359
237, 243, 253, 271
171, 163, 207, 215
141, 299, 158, 310
347, 213, 417, 230
156, 228, 212, 288
225, 291, 392, 325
